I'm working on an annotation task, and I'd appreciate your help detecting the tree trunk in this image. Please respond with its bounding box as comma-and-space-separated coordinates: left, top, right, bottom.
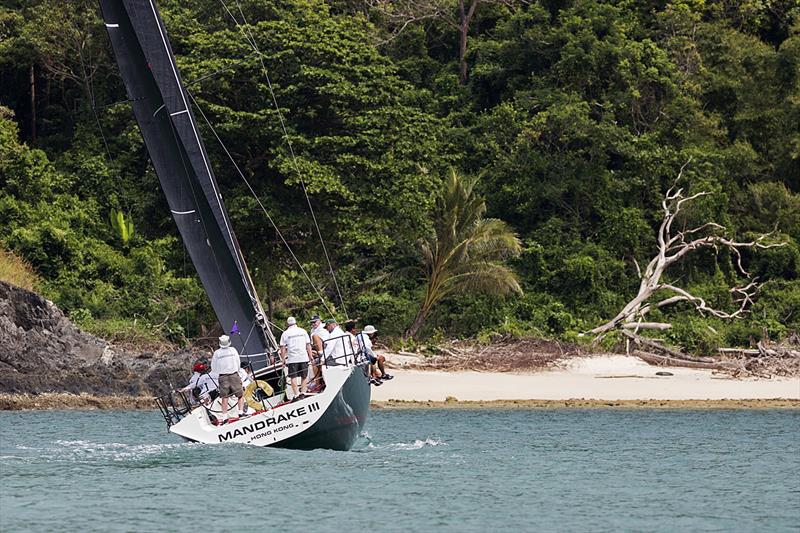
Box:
457, 0, 472, 85
458, 22, 469, 84
405, 308, 429, 340
29, 64, 36, 141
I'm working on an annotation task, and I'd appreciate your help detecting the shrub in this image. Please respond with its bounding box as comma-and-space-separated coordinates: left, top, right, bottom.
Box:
349, 291, 416, 337
666, 315, 724, 355
0, 245, 40, 292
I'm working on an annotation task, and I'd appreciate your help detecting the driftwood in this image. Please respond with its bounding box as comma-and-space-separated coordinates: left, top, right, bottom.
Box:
722, 335, 800, 378
406, 337, 588, 372
626, 330, 800, 377
633, 350, 735, 371
623, 330, 715, 363
590, 163, 784, 338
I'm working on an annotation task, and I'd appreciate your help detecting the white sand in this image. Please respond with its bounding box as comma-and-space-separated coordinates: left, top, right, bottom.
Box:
372, 355, 800, 401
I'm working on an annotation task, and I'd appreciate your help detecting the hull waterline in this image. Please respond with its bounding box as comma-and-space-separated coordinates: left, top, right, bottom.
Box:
272, 363, 371, 451
167, 363, 371, 451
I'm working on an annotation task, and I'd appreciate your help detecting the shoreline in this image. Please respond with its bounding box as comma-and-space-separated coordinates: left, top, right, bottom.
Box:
374, 357, 800, 402
2, 354, 798, 411
373, 398, 800, 409
1, 393, 798, 411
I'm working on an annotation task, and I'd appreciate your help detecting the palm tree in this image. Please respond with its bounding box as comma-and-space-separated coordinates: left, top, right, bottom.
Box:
405, 169, 522, 339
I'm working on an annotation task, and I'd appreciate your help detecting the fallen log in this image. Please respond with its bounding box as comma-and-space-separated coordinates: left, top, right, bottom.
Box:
633, 350, 736, 371
622, 330, 716, 363
718, 348, 760, 356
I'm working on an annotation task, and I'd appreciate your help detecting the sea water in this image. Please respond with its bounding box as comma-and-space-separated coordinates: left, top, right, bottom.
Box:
1, 409, 798, 532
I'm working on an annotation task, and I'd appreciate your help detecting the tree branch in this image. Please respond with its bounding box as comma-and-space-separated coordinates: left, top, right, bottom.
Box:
589, 161, 786, 338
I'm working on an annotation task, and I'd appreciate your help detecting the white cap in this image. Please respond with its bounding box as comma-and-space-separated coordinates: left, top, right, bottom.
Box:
219, 335, 231, 348
363, 325, 377, 335
287, 316, 297, 326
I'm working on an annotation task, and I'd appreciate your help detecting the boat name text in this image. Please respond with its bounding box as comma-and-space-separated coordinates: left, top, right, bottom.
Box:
218, 402, 320, 442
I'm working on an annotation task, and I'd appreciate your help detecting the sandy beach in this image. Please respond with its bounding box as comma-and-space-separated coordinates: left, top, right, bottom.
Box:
2, 355, 798, 410
373, 355, 800, 402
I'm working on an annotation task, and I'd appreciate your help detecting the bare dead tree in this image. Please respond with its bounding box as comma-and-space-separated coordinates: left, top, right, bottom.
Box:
366, 0, 525, 84
590, 163, 785, 339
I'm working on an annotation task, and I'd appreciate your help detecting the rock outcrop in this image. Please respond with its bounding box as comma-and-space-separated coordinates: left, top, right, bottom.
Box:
0, 281, 196, 396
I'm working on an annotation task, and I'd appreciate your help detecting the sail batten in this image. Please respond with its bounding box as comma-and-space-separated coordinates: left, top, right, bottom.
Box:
100, 0, 277, 357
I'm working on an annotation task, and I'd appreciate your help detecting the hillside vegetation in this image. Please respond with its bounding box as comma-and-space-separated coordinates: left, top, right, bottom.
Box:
0, 0, 798, 353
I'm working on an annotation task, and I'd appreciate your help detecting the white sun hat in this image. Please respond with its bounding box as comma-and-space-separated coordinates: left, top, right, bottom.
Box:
287, 316, 297, 326
363, 325, 377, 335
219, 335, 231, 348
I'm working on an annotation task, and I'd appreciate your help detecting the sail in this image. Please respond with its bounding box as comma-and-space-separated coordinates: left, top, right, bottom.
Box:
99, 0, 277, 358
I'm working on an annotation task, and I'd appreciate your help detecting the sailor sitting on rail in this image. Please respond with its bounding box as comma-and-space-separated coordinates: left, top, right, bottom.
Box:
323, 318, 353, 365
357, 325, 393, 385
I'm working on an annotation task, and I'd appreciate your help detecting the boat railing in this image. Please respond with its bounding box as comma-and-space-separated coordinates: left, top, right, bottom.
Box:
155, 389, 193, 428
240, 351, 282, 378
321, 334, 370, 369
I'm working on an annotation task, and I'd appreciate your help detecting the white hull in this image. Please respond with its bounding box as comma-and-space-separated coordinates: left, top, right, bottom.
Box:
170, 365, 361, 446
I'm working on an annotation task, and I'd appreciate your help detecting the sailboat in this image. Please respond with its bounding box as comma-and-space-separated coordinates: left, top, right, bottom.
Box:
99, 0, 371, 450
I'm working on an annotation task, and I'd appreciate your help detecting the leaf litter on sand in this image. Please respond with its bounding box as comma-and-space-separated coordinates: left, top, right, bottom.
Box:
396, 337, 594, 372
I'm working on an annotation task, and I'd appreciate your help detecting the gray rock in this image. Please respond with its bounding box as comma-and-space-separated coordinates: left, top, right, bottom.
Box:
0, 281, 201, 396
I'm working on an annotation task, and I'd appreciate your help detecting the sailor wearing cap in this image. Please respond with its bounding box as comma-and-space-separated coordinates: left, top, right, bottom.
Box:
357, 325, 393, 384
323, 318, 350, 365
211, 335, 245, 422
180, 360, 218, 404
279, 317, 314, 401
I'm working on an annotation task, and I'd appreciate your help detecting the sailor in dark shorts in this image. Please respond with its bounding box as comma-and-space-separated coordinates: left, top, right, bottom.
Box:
279, 316, 314, 401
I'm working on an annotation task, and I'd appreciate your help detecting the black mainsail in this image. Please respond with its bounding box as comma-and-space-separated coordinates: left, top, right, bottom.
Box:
99, 0, 277, 359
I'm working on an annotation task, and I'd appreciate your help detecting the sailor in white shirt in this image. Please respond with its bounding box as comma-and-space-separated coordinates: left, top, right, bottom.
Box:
309, 315, 328, 389
323, 318, 350, 365
211, 335, 245, 422
357, 325, 393, 384
181, 361, 218, 404
279, 317, 314, 400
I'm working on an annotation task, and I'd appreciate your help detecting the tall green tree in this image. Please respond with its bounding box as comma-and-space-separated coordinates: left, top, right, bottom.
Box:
405, 169, 522, 339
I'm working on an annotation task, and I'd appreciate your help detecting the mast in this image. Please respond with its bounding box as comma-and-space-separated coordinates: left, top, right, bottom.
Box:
99, 0, 278, 358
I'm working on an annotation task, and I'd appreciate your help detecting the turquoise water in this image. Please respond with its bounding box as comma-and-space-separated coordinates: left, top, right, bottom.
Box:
1, 409, 798, 532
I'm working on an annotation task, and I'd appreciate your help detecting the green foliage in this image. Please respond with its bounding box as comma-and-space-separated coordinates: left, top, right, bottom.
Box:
0, 0, 797, 346
349, 292, 417, 337
108, 209, 134, 244
666, 315, 724, 355
407, 169, 522, 338
0, 108, 206, 340
749, 280, 800, 336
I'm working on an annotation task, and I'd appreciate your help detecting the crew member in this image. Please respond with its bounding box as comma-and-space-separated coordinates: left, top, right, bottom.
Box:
309, 314, 327, 390
211, 334, 245, 423
323, 318, 348, 365
279, 316, 314, 401
180, 360, 218, 404
358, 325, 393, 383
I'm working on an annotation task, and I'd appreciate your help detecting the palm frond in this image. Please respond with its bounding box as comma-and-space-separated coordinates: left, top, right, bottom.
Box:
407, 168, 523, 338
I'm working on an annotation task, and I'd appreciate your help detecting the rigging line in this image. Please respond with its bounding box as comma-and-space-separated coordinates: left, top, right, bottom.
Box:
184, 52, 259, 88
87, 61, 130, 215
219, 0, 349, 320
233, 0, 349, 320
187, 89, 336, 319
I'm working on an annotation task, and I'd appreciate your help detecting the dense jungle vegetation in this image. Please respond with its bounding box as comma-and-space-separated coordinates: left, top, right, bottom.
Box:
1, 0, 798, 352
